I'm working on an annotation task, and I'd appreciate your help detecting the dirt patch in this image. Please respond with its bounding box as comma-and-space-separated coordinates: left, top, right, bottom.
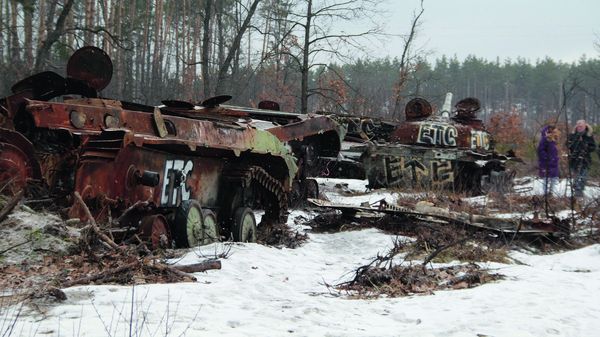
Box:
257, 221, 308, 249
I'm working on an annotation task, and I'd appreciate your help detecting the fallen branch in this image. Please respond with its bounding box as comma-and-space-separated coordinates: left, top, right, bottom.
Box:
152, 262, 197, 282
115, 200, 150, 225
62, 261, 140, 287
172, 260, 222, 273
422, 237, 470, 267
73, 192, 121, 250
0, 239, 32, 256
0, 190, 24, 223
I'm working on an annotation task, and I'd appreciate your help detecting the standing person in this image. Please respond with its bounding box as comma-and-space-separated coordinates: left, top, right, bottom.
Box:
538, 125, 560, 196
567, 119, 597, 197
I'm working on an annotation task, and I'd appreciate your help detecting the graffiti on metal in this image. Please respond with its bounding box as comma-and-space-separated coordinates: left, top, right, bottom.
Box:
471, 130, 490, 150
161, 159, 194, 206
381, 155, 455, 187
417, 122, 458, 147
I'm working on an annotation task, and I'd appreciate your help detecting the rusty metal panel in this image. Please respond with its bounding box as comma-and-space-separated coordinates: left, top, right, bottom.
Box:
75, 143, 225, 209
25, 99, 298, 163
391, 120, 491, 151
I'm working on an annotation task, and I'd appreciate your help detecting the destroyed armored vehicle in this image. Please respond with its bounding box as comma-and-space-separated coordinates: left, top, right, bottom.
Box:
159, 99, 346, 205
355, 96, 517, 194
0, 46, 297, 248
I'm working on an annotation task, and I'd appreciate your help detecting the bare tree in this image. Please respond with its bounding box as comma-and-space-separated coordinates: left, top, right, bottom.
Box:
391, 0, 425, 119
214, 0, 262, 95
272, 0, 384, 113
35, 0, 76, 72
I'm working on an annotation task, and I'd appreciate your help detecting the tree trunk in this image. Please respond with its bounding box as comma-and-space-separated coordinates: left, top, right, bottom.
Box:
214, 0, 261, 95
300, 0, 312, 114
150, 0, 164, 100
23, 0, 34, 69
0, 0, 5, 62
9, 0, 19, 66
101, 0, 109, 51
35, 0, 76, 72
37, 0, 46, 51
84, 0, 96, 45
201, 0, 213, 98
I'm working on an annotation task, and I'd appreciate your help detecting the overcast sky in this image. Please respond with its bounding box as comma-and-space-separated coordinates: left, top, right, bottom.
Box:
380, 0, 599, 63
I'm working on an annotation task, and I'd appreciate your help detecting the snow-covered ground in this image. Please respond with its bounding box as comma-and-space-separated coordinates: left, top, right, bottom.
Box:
4, 178, 600, 336
514, 177, 600, 200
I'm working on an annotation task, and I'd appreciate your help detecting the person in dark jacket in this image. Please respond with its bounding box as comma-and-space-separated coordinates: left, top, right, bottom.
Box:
567, 120, 597, 197
538, 125, 560, 196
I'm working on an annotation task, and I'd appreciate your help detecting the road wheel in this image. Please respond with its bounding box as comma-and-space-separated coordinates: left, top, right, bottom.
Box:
173, 200, 204, 248
202, 209, 220, 245
139, 214, 171, 249
232, 207, 256, 243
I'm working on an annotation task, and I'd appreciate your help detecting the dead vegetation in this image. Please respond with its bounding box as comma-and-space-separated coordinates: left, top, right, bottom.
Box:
313, 181, 600, 298
334, 238, 503, 298
0, 184, 306, 305
257, 221, 308, 249
308, 211, 511, 264
0, 190, 224, 305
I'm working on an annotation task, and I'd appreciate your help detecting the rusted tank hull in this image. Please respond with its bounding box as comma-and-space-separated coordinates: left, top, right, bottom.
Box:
359, 142, 512, 194
327, 97, 517, 195
75, 143, 224, 210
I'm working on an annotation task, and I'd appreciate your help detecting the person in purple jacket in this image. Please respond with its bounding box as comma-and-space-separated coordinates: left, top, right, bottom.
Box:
537, 125, 561, 197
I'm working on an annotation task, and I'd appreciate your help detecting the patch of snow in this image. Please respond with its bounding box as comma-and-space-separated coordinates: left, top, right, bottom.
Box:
510, 244, 600, 272
5, 177, 600, 336
316, 178, 405, 206
515, 177, 600, 201
8, 230, 600, 336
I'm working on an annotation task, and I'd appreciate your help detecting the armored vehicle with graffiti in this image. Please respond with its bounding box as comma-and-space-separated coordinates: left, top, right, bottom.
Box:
0, 46, 297, 248
357, 96, 516, 194
159, 99, 346, 205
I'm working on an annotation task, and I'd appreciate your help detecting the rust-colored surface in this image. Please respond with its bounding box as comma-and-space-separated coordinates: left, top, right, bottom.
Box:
75, 139, 224, 209
0, 128, 42, 189
356, 97, 516, 193
139, 214, 171, 249
405, 97, 433, 121
67, 46, 113, 91
25, 99, 294, 159
0, 46, 302, 247
391, 120, 490, 151
390, 97, 491, 151
206, 104, 345, 157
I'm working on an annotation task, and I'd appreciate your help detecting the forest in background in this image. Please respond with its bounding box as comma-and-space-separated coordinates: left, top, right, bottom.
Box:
1, 0, 599, 132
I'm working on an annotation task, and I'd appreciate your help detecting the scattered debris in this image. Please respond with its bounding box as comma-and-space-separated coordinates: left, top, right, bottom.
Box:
335, 238, 503, 298
257, 221, 308, 249
308, 198, 570, 237
337, 263, 503, 298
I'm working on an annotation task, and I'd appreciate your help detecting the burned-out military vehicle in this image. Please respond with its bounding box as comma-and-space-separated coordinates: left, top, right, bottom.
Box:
159, 99, 346, 205
349, 96, 516, 194
0, 47, 297, 248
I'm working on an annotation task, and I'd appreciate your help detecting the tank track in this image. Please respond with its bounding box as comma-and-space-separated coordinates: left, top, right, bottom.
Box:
223, 165, 288, 224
